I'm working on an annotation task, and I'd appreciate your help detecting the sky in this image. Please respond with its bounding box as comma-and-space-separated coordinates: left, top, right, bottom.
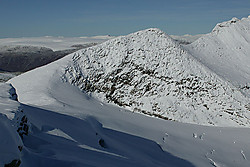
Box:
0, 0, 249, 38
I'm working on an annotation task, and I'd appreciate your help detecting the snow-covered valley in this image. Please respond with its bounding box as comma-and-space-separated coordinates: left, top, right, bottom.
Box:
1, 16, 250, 167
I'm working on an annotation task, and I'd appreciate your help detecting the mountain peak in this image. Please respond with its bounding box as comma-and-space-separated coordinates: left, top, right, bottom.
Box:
212, 16, 249, 33
188, 15, 250, 97
133, 28, 167, 36
62, 28, 250, 127
117, 28, 176, 45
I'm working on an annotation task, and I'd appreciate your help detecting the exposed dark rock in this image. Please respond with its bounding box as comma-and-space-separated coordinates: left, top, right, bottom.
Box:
4, 159, 21, 167
13, 110, 30, 139
99, 138, 107, 148
18, 146, 23, 152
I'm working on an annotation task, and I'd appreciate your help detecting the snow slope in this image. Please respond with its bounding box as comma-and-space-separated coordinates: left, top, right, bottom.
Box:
5, 65, 250, 167
187, 16, 250, 97
60, 28, 250, 127
0, 83, 23, 166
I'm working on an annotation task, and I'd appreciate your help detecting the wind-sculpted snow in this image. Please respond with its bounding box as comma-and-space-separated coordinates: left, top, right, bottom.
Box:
0, 83, 23, 166
187, 16, 250, 97
63, 28, 250, 127
5, 76, 250, 167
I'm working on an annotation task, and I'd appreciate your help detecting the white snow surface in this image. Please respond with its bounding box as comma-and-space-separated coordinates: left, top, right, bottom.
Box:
3, 16, 250, 166
0, 83, 22, 166
0, 36, 113, 51
5, 64, 250, 167
187, 16, 250, 97
60, 28, 250, 127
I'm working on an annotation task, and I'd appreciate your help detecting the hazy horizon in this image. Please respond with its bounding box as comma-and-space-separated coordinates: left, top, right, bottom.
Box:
0, 0, 249, 38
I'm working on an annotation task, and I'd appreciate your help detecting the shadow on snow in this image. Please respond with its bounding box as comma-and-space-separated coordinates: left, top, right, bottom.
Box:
20, 103, 195, 167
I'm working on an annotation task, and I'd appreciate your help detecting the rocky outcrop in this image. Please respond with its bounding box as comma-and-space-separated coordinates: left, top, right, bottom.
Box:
4, 159, 21, 167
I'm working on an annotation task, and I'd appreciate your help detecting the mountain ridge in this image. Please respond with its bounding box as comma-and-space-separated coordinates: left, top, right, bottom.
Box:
61, 28, 250, 127
187, 16, 250, 98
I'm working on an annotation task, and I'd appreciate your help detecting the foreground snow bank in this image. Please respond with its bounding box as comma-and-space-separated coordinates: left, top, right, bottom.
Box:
8, 79, 250, 167
0, 83, 23, 166
6, 57, 250, 166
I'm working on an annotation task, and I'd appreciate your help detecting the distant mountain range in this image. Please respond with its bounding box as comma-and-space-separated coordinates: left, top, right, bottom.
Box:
0, 34, 201, 73
0, 44, 97, 72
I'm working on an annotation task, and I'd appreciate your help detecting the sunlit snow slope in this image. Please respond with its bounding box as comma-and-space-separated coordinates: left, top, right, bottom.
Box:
5, 72, 250, 167
61, 28, 250, 127
187, 16, 250, 97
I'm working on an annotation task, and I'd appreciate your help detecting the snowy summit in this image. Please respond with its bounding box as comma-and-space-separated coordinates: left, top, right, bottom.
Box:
62, 28, 250, 127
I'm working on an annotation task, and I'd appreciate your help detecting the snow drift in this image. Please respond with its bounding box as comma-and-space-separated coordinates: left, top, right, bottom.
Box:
0, 83, 23, 166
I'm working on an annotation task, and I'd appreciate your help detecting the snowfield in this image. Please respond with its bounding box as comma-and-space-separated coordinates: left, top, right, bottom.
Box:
0, 16, 250, 166
187, 16, 250, 97
2, 76, 250, 167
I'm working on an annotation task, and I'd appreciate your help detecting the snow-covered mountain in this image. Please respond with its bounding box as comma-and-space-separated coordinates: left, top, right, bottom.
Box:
2, 16, 250, 167
61, 28, 250, 127
187, 16, 250, 97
